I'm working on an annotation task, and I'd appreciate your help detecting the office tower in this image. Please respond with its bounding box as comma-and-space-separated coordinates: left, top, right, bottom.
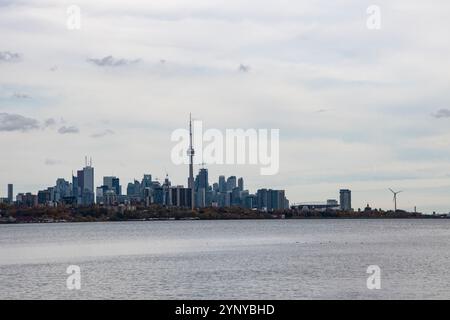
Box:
212, 183, 219, 193
244, 194, 257, 209
54, 178, 71, 202
141, 174, 152, 189
270, 189, 285, 210
7, 184, 13, 203
72, 174, 80, 203
238, 177, 244, 192
197, 168, 209, 190
76, 170, 84, 195
16, 193, 37, 207
256, 189, 287, 211
226, 176, 236, 191
170, 186, 192, 208
103, 176, 121, 195
162, 174, 172, 206
83, 165, 94, 193
231, 187, 241, 206
127, 180, 141, 196
163, 174, 171, 188
103, 176, 113, 190
37, 188, 53, 205
205, 190, 213, 207
196, 188, 206, 208
126, 182, 135, 197
153, 187, 165, 205
340, 189, 352, 211
218, 175, 226, 192
256, 188, 269, 211
96, 186, 107, 204
112, 177, 121, 195
103, 190, 118, 206
75, 158, 95, 205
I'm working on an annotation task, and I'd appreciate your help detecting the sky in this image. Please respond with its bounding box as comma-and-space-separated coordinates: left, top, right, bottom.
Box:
1, 0, 450, 213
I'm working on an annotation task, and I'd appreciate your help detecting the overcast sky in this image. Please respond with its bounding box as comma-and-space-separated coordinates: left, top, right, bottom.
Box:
1, 0, 450, 213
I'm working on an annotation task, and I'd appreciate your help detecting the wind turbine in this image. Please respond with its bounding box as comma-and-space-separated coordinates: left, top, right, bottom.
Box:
389, 188, 403, 212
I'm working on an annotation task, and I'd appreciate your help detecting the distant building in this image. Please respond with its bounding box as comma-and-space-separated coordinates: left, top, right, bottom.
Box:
127, 179, 141, 201
7, 184, 13, 203
256, 188, 288, 211
170, 186, 192, 208
153, 187, 165, 205
54, 178, 71, 202
73, 162, 95, 205
37, 188, 53, 205
96, 185, 109, 204
16, 193, 37, 207
340, 189, 352, 211
244, 194, 257, 209
103, 176, 121, 196
103, 190, 118, 206
196, 168, 209, 190
231, 187, 241, 206
218, 176, 226, 193
327, 199, 339, 208
256, 188, 269, 211
226, 176, 236, 192
238, 177, 244, 192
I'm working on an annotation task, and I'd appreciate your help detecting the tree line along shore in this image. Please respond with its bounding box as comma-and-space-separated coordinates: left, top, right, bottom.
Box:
1, 203, 447, 224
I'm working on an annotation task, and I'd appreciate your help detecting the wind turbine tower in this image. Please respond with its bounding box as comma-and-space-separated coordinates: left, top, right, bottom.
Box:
389, 188, 403, 212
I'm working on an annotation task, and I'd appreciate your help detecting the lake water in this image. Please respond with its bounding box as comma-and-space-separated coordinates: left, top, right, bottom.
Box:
0, 219, 449, 299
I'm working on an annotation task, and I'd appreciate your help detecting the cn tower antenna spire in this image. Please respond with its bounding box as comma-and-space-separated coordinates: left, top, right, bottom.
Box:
188, 113, 195, 210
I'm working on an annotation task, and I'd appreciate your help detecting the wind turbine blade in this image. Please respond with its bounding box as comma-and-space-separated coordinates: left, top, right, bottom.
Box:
389, 188, 395, 194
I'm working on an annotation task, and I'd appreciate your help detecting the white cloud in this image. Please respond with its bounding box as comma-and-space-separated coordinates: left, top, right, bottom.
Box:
0, 0, 450, 212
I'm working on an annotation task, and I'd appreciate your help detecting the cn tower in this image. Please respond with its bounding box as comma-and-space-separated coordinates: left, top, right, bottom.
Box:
187, 113, 195, 210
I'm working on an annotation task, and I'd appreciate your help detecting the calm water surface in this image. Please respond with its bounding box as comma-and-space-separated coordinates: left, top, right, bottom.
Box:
0, 219, 449, 299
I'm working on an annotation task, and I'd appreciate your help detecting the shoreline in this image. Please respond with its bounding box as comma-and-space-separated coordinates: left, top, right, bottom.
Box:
1, 204, 448, 224
1, 215, 449, 225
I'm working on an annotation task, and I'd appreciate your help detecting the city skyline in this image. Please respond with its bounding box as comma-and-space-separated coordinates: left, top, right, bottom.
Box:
1, 1, 450, 213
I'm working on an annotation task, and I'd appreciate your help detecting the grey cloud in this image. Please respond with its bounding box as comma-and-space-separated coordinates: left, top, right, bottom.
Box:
45, 158, 63, 166
90, 129, 114, 138
87, 55, 141, 67
58, 126, 79, 134
0, 51, 21, 62
238, 64, 250, 72
12, 92, 30, 99
432, 109, 450, 119
0, 113, 39, 131
44, 118, 56, 127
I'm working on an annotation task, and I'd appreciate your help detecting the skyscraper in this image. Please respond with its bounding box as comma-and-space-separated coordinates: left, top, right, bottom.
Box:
218, 175, 226, 193
103, 176, 121, 195
340, 189, 352, 211
226, 176, 236, 191
197, 168, 209, 190
83, 166, 94, 193
238, 177, 244, 191
75, 158, 95, 205
195, 168, 209, 208
7, 184, 13, 203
